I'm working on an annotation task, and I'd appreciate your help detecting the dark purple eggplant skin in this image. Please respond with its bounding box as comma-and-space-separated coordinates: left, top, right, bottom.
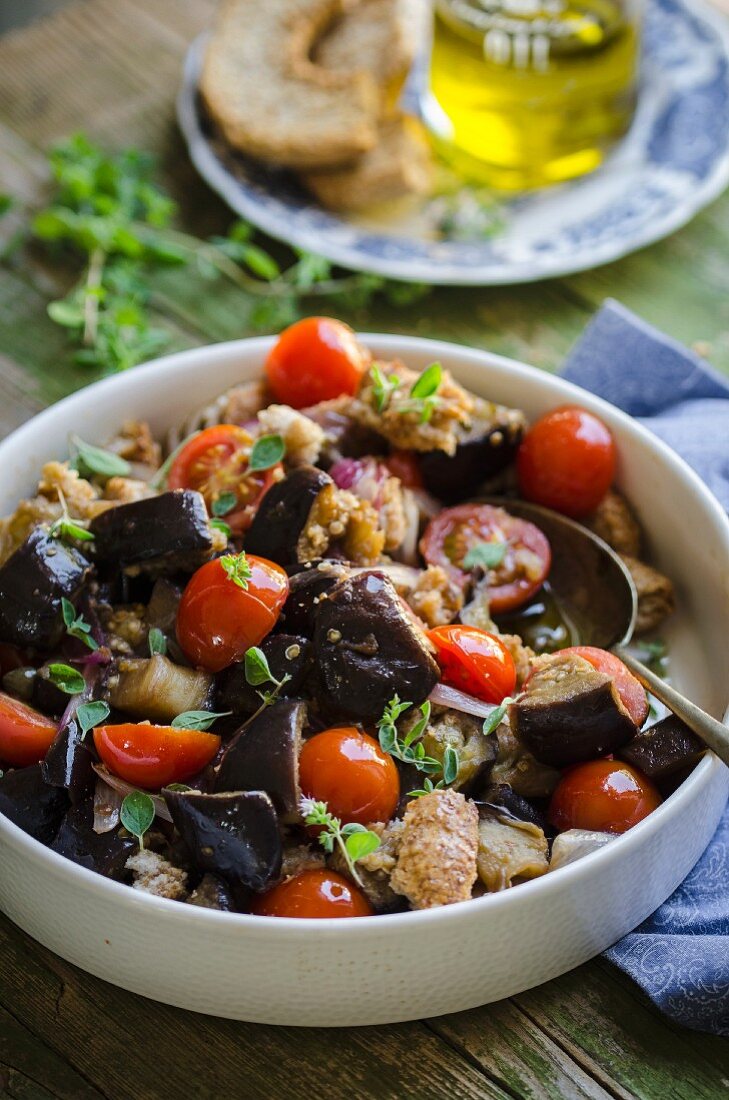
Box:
164, 788, 282, 892
0, 527, 90, 649
476, 784, 546, 831
216, 636, 312, 715
89, 490, 212, 571
41, 716, 96, 804
32, 664, 72, 717
314, 571, 439, 723
419, 410, 525, 502
509, 653, 637, 768
0, 765, 69, 845
214, 699, 306, 821
618, 715, 705, 782
51, 800, 136, 878
244, 466, 332, 566
278, 561, 349, 636
187, 873, 236, 911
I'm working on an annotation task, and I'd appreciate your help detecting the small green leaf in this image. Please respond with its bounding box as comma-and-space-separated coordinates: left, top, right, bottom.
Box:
61, 597, 76, 628
244, 646, 273, 687
410, 362, 442, 400
483, 698, 513, 736
77, 700, 110, 738
70, 434, 131, 479
165, 782, 193, 792
0, 194, 13, 217
462, 541, 507, 570
148, 627, 167, 657
249, 434, 285, 472
345, 830, 381, 863
120, 790, 155, 848
171, 710, 232, 731
378, 724, 397, 754
220, 552, 252, 589
442, 745, 459, 785
212, 491, 237, 517
48, 299, 84, 328
210, 518, 231, 538
47, 663, 85, 695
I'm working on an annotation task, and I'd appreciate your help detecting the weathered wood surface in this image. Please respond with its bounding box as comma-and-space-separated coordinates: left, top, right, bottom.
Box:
0, 3, 728, 1098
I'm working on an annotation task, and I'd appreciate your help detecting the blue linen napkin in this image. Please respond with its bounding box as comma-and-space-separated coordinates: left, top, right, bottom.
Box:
561, 299, 729, 1036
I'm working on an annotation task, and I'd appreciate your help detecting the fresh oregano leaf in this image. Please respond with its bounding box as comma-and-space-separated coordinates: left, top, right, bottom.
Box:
77, 700, 110, 738
70, 434, 131, 479
171, 710, 232, 731
120, 790, 155, 849
249, 433, 285, 472
244, 646, 273, 687
47, 663, 85, 695
147, 627, 167, 657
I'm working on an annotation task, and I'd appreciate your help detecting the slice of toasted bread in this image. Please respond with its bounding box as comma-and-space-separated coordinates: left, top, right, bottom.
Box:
314, 0, 427, 90
200, 0, 380, 170
301, 113, 432, 211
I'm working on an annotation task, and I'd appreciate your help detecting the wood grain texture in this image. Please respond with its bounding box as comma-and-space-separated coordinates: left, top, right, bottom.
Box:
1, 3, 729, 1099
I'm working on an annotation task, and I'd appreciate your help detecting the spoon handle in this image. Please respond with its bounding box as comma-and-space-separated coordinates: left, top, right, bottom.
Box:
615, 647, 729, 768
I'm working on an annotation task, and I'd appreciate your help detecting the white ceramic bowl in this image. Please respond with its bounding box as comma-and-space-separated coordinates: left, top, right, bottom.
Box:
0, 336, 727, 1027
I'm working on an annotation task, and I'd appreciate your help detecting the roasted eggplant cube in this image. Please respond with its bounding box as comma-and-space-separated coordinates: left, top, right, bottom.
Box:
51, 800, 137, 878
0, 527, 90, 649
314, 571, 439, 723
105, 655, 213, 724
89, 490, 212, 572
420, 405, 525, 502
618, 715, 706, 782
245, 466, 332, 566
164, 788, 282, 893
279, 561, 349, 636
187, 873, 236, 911
477, 783, 546, 831
509, 652, 637, 768
0, 764, 69, 845
214, 699, 306, 822
216, 636, 312, 714
41, 716, 96, 803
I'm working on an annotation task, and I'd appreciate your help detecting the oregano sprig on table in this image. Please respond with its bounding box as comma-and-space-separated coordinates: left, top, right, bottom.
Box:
3, 134, 432, 375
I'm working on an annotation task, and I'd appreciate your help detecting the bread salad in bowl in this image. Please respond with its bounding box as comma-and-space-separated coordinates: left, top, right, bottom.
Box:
0, 318, 701, 920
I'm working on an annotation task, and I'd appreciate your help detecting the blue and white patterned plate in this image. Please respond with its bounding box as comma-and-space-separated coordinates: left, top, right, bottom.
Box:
177, 0, 729, 286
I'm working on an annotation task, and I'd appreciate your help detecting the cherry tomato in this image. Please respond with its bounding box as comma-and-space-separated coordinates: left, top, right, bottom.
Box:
420, 503, 551, 613
561, 646, 648, 727
517, 405, 616, 517
264, 317, 370, 409
427, 625, 516, 704
176, 554, 289, 672
251, 869, 373, 918
549, 759, 661, 834
93, 723, 220, 790
385, 450, 424, 490
167, 425, 281, 535
299, 727, 400, 827
0, 692, 57, 767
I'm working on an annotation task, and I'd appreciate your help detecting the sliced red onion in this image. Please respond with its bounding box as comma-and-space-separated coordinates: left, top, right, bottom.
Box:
428, 682, 501, 720
329, 457, 388, 510
93, 776, 124, 834
91, 764, 172, 823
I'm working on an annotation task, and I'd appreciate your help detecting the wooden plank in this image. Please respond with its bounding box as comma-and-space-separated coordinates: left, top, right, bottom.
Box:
0, 915, 510, 1100
1, 1004, 104, 1100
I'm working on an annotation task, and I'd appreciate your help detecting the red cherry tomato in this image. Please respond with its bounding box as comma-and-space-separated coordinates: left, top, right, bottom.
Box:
549, 759, 661, 834
167, 425, 281, 535
561, 646, 648, 727
517, 405, 616, 517
420, 504, 551, 613
176, 554, 289, 672
427, 625, 516, 704
252, 869, 373, 918
93, 723, 220, 790
264, 317, 370, 409
0, 692, 57, 767
299, 727, 400, 827
385, 450, 424, 490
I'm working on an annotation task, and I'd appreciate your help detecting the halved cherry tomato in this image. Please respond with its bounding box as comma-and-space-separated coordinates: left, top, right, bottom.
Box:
385, 450, 424, 490
93, 722, 220, 790
176, 554, 289, 672
549, 759, 661, 834
299, 727, 400, 827
427, 625, 516, 704
264, 317, 370, 409
251, 869, 373, 918
0, 692, 57, 767
517, 405, 616, 518
167, 424, 281, 535
561, 646, 648, 727
420, 504, 551, 613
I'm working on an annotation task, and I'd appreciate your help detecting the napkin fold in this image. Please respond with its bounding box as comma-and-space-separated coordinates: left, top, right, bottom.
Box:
561, 300, 729, 1036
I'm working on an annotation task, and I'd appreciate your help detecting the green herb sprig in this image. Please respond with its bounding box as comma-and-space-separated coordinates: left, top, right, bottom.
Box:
397, 362, 443, 424
10, 134, 431, 375
482, 694, 519, 736
147, 627, 167, 657
120, 790, 155, 850
249, 434, 285, 472
48, 488, 93, 545
69, 434, 131, 480
370, 363, 401, 413
376, 695, 459, 783
242, 646, 291, 723
61, 597, 98, 651
171, 710, 233, 731
47, 662, 85, 695
76, 700, 110, 738
299, 796, 380, 889
220, 551, 252, 589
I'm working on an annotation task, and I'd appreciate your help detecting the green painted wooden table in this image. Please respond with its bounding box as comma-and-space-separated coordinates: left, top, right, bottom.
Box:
0, 3, 728, 1097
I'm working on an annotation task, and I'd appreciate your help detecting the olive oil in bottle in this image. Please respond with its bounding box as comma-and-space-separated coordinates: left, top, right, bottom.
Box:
426, 0, 641, 190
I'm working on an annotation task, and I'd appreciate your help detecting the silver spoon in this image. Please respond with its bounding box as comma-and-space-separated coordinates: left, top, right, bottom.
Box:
491, 499, 729, 768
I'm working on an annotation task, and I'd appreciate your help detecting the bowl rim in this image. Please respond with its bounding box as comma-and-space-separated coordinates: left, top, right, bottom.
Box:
1, 332, 727, 935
